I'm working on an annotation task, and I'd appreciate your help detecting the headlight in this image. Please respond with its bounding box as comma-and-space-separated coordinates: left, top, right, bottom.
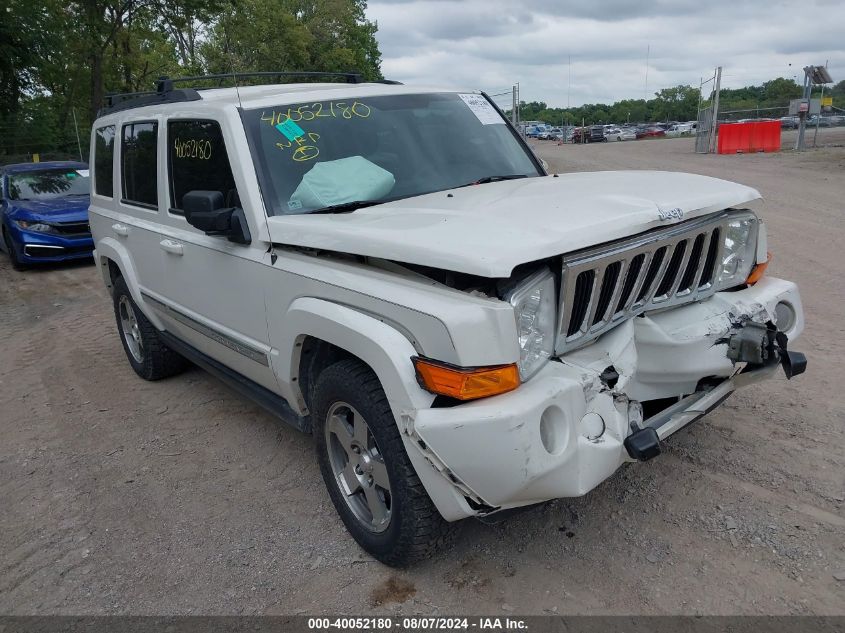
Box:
716, 216, 758, 289
15, 220, 54, 233
506, 268, 557, 380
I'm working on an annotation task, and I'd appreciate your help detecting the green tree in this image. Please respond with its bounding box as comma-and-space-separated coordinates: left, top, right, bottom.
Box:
651, 85, 699, 122
762, 77, 802, 102
151, 0, 228, 71
201, 0, 313, 76
300, 0, 382, 80
0, 0, 49, 118
201, 0, 381, 80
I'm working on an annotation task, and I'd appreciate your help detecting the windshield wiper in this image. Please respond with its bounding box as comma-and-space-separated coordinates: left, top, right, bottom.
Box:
457, 174, 529, 188
307, 200, 384, 215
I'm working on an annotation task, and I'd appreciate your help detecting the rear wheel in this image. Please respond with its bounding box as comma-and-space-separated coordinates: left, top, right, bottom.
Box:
314, 358, 458, 566
112, 276, 189, 380
3, 228, 27, 271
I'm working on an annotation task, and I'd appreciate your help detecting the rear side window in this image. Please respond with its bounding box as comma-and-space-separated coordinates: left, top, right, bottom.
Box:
94, 126, 115, 197
168, 120, 238, 214
122, 122, 158, 208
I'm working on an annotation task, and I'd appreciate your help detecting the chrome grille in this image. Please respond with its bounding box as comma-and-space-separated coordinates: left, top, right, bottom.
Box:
556, 210, 756, 354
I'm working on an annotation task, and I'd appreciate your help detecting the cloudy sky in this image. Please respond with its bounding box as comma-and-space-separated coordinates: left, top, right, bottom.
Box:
366, 0, 845, 108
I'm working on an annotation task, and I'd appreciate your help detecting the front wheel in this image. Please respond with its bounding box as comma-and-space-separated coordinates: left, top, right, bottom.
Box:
314, 359, 458, 566
3, 229, 27, 271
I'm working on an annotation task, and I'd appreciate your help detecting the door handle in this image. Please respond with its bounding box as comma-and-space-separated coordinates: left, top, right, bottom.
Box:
159, 239, 184, 256
112, 223, 129, 237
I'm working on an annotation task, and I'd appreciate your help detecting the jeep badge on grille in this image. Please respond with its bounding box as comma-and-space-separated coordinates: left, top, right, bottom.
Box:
658, 207, 684, 221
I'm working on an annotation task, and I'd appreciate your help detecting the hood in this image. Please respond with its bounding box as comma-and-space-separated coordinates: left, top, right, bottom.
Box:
267, 171, 760, 278
6, 196, 91, 224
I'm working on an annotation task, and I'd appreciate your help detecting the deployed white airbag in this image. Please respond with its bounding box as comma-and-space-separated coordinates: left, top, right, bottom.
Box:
289, 156, 395, 210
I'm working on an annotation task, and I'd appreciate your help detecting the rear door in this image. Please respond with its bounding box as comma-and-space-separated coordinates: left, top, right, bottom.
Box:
89, 120, 167, 304
152, 117, 277, 391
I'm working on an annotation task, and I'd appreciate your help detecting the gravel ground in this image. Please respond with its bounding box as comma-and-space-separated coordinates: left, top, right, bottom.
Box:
1, 131, 844, 615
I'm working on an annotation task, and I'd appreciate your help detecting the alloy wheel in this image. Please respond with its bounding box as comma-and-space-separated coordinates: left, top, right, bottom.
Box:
118, 295, 144, 363
324, 401, 392, 533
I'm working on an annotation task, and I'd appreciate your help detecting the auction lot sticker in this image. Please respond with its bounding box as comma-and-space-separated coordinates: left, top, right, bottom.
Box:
459, 93, 504, 125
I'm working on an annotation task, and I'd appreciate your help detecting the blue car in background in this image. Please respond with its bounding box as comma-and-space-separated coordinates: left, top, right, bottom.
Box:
0, 161, 93, 270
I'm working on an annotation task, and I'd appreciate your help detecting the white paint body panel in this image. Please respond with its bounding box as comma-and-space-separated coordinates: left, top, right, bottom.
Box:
267, 171, 760, 277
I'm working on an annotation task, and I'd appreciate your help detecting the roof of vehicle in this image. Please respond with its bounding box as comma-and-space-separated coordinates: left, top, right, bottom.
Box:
94, 81, 473, 123
2, 161, 88, 174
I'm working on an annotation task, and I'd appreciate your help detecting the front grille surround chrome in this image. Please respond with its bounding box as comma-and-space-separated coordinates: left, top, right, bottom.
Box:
556, 209, 758, 354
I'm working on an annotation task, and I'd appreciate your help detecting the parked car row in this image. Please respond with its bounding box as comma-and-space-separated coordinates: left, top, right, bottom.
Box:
664, 122, 696, 137
527, 121, 700, 143
715, 115, 845, 130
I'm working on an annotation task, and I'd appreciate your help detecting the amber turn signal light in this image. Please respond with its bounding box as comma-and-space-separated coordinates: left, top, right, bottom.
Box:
412, 357, 520, 401
746, 252, 772, 286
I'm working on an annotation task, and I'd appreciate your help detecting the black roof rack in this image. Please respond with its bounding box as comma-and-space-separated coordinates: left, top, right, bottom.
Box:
101, 88, 202, 115
100, 71, 401, 116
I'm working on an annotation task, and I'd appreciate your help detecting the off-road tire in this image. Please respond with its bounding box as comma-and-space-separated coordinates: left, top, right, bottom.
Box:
3, 228, 27, 271
112, 276, 189, 380
314, 358, 459, 566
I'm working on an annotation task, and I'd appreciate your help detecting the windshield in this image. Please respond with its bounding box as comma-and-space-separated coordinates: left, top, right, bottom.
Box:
244, 92, 541, 215
7, 168, 90, 201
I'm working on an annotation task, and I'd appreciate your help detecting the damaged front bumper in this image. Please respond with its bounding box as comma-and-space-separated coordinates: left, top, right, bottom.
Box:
409, 276, 806, 519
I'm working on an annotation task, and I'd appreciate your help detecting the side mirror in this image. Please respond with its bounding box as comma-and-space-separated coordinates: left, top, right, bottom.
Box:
182, 190, 251, 244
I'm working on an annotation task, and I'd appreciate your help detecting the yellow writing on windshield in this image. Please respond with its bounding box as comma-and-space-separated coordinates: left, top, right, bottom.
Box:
262, 101, 372, 163
260, 101, 371, 128
275, 132, 322, 162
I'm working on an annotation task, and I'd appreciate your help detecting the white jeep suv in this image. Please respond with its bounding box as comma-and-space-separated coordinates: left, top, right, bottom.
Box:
88, 73, 807, 566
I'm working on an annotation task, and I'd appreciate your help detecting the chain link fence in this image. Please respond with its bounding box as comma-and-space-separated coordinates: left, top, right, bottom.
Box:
0, 115, 89, 165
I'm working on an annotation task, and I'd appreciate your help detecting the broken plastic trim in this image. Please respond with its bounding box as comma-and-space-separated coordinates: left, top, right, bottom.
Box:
624, 321, 808, 461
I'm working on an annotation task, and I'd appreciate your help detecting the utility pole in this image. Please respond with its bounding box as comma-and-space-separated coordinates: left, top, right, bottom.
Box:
567, 55, 571, 109
796, 67, 812, 150
644, 44, 650, 102
796, 64, 833, 151
813, 82, 824, 147
72, 108, 83, 162
708, 66, 722, 153
512, 85, 517, 125
813, 60, 830, 147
